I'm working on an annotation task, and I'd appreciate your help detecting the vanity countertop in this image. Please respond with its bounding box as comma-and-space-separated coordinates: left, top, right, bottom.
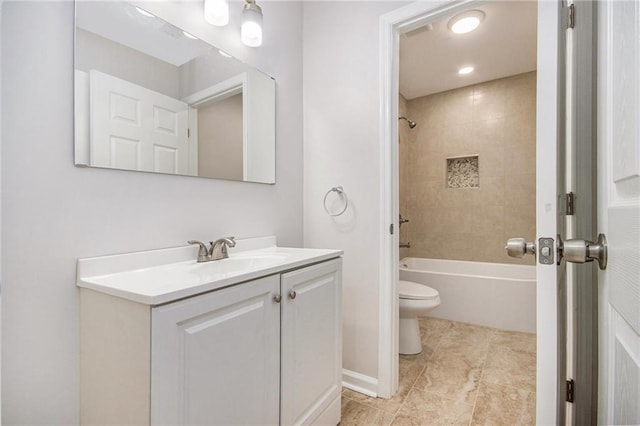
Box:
77, 237, 342, 305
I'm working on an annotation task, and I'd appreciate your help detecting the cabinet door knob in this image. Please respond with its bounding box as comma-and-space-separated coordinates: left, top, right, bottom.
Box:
274, 294, 282, 303
289, 291, 297, 300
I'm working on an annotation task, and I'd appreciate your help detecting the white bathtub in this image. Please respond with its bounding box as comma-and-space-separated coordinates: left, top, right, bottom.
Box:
399, 257, 536, 333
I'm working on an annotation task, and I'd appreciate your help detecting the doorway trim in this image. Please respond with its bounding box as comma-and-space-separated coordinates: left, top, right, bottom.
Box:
378, 0, 483, 399
378, 1, 562, 422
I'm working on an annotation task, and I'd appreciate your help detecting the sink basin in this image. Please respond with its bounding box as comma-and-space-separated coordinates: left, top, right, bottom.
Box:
187, 253, 292, 275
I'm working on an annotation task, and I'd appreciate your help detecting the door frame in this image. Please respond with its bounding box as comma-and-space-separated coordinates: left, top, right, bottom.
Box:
377, 1, 564, 422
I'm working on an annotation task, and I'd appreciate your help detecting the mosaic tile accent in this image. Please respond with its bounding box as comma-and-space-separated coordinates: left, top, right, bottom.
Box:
447, 155, 479, 188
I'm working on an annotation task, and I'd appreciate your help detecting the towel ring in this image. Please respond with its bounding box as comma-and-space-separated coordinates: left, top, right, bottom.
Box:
323, 186, 348, 216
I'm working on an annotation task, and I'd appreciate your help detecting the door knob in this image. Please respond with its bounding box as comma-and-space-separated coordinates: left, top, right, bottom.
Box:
558, 233, 607, 270
505, 238, 536, 258
289, 291, 297, 300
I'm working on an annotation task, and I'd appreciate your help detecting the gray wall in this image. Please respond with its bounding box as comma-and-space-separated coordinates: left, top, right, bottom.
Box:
1, 1, 303, 423
75, 28, 181, 99
303, 1, 409, 384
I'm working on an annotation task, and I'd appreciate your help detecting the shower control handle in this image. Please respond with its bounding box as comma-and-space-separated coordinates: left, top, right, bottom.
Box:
505, 238, 536, 258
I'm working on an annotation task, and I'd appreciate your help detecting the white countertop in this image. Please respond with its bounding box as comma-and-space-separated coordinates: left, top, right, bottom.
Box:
77, 237, 342, 305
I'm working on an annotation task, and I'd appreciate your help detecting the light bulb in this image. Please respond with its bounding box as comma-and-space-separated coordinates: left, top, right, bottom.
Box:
204, 0, 229, 27
241, 1, 263, 47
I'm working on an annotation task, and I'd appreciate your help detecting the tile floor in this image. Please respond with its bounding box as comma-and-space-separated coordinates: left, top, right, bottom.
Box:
340, 317, 536, 425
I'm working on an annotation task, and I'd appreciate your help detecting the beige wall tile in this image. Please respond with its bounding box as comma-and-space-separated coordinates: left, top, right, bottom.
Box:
400, 72, 536, 265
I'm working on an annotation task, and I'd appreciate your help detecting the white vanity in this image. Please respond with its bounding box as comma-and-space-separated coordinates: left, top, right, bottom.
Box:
77, 237, 342, 425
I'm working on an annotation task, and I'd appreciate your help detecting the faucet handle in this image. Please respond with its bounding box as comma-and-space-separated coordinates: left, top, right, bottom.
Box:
209, 237, 237, 260
188, 240, 210, 263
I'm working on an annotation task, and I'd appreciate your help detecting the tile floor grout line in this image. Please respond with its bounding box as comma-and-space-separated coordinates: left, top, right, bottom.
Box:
388, 319, 452, 424
468, 328, 496, 425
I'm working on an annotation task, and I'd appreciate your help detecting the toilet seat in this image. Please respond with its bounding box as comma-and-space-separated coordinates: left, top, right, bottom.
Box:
398, 280, 439, 300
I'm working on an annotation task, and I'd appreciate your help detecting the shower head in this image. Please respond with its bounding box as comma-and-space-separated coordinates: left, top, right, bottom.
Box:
399, 116, 417, 129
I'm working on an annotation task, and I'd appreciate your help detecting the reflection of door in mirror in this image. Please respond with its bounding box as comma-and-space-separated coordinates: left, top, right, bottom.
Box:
74, 2, 276, 184
84, 70, 191, 174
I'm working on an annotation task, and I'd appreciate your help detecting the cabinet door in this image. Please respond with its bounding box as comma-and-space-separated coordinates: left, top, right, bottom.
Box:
281, 259, 342, 425
151, 275, 281, 425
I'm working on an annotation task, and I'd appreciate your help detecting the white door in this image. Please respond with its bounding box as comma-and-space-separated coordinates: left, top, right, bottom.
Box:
150, 276, 281, 425
90, 70, 190, 174
281, 259, 342, 425
597, 0, 640, 423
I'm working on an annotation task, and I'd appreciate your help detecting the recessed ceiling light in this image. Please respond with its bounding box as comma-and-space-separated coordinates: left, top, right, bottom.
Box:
448, 10, 485, 34
458, 66, 475, 75
135, 7, 155, 18
183, 31, 198, 40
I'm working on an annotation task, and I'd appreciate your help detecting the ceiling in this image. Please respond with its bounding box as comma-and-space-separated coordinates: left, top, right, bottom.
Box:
399, 1, 537, 100
76, 2, 213, 67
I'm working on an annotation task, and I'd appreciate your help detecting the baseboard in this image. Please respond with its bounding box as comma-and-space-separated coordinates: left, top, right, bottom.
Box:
341, 369, 378, 398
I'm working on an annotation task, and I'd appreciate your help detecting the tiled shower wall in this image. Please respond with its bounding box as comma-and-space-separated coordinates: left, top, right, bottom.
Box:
400, 72, 536, 265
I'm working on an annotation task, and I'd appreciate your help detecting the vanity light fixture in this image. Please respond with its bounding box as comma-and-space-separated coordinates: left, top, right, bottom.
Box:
204, 0, 230, 27
458, 66, 475, 75
241, 0, 263, 47
448, 10, 485, 34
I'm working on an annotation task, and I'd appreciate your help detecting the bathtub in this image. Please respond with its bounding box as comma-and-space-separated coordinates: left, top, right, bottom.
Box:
399, 257, 536, 333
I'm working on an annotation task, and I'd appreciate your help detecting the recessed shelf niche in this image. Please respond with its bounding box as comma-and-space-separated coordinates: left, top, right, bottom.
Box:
446, 155, 479, 188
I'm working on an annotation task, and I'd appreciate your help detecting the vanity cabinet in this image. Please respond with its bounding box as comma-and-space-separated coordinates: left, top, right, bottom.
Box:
80, 257, 342, 426
151, 275, 281, 425
281, 259, 342, 425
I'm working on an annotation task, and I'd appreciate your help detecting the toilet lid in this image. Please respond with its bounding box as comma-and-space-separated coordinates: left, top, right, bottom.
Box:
398, 280, 439, 300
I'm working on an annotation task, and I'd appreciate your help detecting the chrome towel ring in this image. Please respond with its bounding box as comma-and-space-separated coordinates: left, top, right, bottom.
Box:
323, 186, 348, 216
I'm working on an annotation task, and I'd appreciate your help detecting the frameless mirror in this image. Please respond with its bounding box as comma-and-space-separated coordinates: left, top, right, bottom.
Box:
74, 2, 276, 184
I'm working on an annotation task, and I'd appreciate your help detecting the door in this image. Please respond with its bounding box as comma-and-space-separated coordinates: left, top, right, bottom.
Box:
597, 0, 640, 423
281, 259, 342, 425
150, 276, 281, 425
90, 70, 190, 174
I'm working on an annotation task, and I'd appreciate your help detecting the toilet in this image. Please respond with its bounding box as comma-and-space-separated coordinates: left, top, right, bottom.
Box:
398, 280, 441, 355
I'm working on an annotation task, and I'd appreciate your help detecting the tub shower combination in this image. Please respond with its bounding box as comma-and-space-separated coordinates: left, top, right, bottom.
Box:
400, 257, 536, 333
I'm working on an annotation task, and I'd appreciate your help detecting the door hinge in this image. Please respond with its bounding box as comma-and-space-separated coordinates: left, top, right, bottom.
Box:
560, 192, 575, 216
568, 3, 575, 29
390, 223, 394, 235
188, 128, 190, 139
566, 379, 575, 403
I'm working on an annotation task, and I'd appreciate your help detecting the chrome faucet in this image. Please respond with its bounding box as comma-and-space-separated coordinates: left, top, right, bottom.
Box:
188, 237, 236, 262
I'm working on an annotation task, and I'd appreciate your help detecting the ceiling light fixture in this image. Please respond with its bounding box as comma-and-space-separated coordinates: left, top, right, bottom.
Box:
458, 66, 475, 75
448, 10, 485, 34
241, 0, 263, 47
204, 0, 230, 27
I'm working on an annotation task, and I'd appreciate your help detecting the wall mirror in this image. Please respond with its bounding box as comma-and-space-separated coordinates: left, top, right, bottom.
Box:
74, 2, 276, 184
